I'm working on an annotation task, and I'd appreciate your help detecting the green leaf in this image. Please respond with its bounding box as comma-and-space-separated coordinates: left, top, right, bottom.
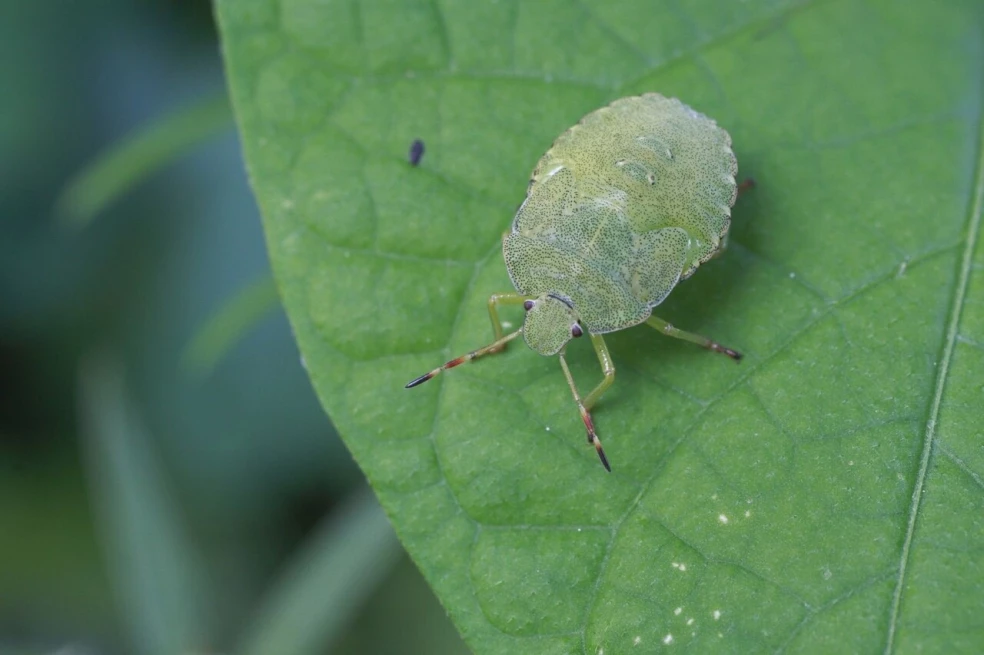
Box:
216, 1, 984, 652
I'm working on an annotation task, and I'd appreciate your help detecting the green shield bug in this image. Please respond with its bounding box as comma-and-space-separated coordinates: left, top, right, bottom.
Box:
407, 93, 748, 472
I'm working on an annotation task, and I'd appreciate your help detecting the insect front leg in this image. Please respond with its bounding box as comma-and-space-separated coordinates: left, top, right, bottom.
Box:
646, 315, 742, 361
558, 350, 611, 472
487, 292, 530, 353
582, 334, 616, 410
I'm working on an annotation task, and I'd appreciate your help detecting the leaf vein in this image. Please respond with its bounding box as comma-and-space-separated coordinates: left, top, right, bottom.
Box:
884, 85, 984, 653
617, 0, 824, 92
577, 247, 958, 650
937, 443, 984, 493
775, 569, 896, 654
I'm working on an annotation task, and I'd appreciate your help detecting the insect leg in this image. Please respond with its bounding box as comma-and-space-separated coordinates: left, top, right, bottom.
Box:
558, 350, 611, 472
487, 292, 530, 339
646, 316, 742, 361
582, 334, 616, 410
405, 328, 523, 388
487, 292, 531, 353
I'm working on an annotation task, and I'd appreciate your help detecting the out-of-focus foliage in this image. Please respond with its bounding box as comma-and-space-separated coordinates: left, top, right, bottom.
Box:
0, 1, 467, 653
55, 93, 232, 228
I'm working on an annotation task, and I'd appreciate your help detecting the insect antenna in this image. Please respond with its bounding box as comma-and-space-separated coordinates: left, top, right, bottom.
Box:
405, 328, 523, 388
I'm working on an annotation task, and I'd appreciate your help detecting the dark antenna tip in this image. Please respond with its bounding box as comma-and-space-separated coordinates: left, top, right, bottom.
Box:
405, 372, 433, 389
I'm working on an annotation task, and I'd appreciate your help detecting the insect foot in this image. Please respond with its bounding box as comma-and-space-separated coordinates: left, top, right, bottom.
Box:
580, 404, 611, 472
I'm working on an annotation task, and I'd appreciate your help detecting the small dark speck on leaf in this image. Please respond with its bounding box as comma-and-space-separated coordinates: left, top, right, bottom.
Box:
408, 139, 425, 166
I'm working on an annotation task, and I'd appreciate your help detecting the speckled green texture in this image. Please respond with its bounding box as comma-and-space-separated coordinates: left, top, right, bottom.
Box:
507, 94, 736, 345
216, 0, 984, 652
510, 96, 734, 296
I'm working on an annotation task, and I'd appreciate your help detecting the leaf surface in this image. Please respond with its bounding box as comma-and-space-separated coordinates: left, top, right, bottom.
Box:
216, 0, 984, 652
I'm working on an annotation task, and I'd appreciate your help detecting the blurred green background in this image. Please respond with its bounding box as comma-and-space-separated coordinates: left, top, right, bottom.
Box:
0, 1, 467, 653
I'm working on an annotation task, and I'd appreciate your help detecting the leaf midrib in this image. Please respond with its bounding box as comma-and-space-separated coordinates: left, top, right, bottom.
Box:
884, 89, 984, 653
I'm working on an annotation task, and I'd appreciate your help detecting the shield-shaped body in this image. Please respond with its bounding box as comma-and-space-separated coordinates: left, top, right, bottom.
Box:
504, 93, 738, 336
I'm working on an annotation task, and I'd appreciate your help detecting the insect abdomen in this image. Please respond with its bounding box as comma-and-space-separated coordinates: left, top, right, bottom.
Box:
504, 93, 739, 329
522, 94, 737, 273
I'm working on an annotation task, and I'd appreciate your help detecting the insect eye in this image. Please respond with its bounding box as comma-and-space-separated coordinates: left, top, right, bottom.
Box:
571, 324, 584, 338
523, 300, 535, 311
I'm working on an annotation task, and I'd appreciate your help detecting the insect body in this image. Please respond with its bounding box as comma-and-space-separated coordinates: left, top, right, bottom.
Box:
407, 93, 745, 471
